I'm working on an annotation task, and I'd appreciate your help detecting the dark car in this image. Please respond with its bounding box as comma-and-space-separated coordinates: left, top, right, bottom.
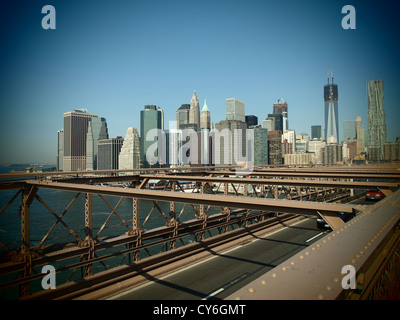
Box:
366, 190, 385, 201
316, 211, 356, 229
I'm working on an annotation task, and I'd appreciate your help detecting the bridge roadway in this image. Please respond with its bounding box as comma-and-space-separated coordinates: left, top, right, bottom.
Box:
108, 217, 327, 300
105, 197, 371, 300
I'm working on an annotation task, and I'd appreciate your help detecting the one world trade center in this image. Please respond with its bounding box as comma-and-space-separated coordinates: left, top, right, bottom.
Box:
324, 70, 339, 144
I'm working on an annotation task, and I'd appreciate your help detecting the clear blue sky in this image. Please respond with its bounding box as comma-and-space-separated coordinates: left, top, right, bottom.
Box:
0, 0, 399, 164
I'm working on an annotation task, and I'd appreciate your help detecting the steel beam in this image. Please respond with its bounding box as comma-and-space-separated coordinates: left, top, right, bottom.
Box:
217, 170, 400, 180
19, 186, 38, 296
25, 181, 356, 217
317, 211, 345, 230
0, 165, 233, 180
140, 174, 398, 189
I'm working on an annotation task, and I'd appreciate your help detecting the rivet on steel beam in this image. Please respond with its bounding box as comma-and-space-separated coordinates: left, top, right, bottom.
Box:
282, 266, 287, 271
351, 259, 356, 264
290, 261, 296, 266
261, 280, 267, 285
271, 273, 278, 278
311, 247, 316, 251
234, 296, 242, 300
326, 285, 333, 292
316, 244, 321, 248
248, 287, 255, 294
317, 294, 324, 300
333, 277, 340, 283
305, 251, 310, 256
299, 255, 304, 260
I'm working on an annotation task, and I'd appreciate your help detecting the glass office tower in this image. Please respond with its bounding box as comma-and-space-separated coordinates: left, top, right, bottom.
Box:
226, 98, 245, 122
86, 117, 109, 170
140, 105, 164, 168
324, 71, 339, 144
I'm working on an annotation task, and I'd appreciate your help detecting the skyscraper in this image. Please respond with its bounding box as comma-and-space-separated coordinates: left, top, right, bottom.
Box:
355, 116, 365, 155
273, 98, 288, 115
86, 117, 108, 171
262, 119, 274, 131
343, 120, 356, 141
200, 99, 211, 129
189, 90, 200, 130
268, 130, 282, 165
367, 80, 386, 159
267, 113, 283, 132
176, 104, 190, 129
140, 105, 164, 167
324, 70, 339, 144
63, 109, 98, 171
57, 129, 64, 171
282, 129, 296, 154
253, 127, 269, 165
273, 98, 288, 132
245, 115, 258, 127
226, 98, 245, 122
97, 137, 124, 170
119, 127, 141, 171
311, 125, 321, 140
214, 120, 248, 165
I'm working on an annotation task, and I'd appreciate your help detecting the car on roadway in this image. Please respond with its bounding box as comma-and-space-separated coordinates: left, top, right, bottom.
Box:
316, 211, 356, 229
366, 190, 385, 201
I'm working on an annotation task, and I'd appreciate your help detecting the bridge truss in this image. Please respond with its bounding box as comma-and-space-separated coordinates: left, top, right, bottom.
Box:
0, 164, 398, 299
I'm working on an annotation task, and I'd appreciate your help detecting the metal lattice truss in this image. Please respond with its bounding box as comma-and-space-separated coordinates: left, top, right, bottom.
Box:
0, 164, 398, 298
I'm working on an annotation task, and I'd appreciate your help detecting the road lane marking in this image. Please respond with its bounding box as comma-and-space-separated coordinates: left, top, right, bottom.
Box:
202, 273, 249, 300
305, 232, 324, 243
202, 288, 224, 300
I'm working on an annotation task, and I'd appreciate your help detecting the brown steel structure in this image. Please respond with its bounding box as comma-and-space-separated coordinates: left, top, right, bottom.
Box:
0, 164, 399, 299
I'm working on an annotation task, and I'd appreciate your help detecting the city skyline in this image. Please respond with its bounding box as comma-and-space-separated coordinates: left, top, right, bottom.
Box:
1, 0, 399, 164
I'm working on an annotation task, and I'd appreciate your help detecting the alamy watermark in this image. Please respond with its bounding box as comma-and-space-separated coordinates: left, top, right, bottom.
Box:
341, 264, 356, 290
41, 5, 56, 30
341, 5, 356, 30
144, 122, 255, 174
41, 265, 56, 290
41, 4, 355, 31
